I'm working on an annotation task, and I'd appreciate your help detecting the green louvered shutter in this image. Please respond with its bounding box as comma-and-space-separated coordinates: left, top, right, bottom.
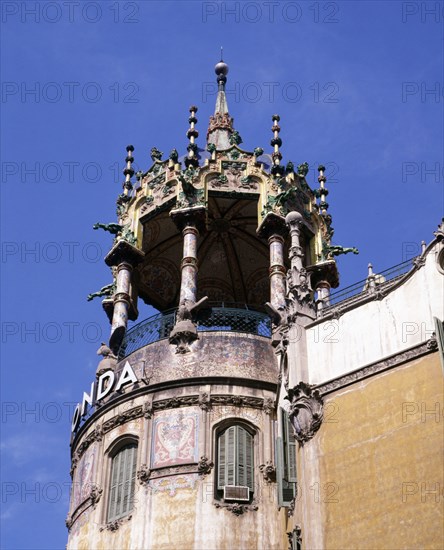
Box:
217, 429, 226, 490
285, 415, 297, 483
108, 443, 137, 521
244, 429, 254, 492
276, 409, 296, 506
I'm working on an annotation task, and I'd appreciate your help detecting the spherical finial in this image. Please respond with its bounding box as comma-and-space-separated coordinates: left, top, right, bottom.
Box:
215, 60, 229, 77
285, 211, 303, 226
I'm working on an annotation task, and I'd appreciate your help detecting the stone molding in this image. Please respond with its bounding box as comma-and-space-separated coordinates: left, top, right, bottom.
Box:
316, 340, 437, 396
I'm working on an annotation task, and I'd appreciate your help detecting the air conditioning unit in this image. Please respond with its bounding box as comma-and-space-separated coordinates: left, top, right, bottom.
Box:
223, 485, 250, 502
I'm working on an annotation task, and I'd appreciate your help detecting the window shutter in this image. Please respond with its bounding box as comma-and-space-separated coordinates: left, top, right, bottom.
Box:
226, 426, 236, 486
217, 430, 226, 490
277, 409, 296, 506
285, 416, 297, 483
245, 430, 254, 492
108, 443, 137, 522
218, 425, 254, 495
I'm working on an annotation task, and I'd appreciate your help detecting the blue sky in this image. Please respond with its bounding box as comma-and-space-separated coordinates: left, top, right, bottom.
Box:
1, 1, 443, 548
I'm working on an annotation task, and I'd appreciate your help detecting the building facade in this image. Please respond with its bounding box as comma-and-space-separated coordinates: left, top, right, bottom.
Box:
66, 60, 444, 550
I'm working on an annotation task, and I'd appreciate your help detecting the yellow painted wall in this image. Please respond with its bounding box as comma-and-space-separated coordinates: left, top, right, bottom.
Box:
316, 353, 443, 549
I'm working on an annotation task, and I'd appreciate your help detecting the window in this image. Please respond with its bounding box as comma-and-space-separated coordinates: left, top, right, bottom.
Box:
217, 424, 254, 501
276, 408, 297, 506
107, 442, 137, 522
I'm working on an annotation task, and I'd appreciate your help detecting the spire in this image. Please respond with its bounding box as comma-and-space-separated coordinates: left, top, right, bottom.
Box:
207, 53, 234, 150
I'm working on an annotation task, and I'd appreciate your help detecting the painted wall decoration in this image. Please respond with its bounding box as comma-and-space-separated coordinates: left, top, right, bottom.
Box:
150, 474, 198, 497
72, 443, 96, 511
151, 410, 198, 469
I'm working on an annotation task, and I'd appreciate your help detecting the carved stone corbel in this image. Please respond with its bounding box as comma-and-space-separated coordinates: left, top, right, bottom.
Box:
137, 464, 151, 484
259, 461, 276, 483
197, 456, 214, 476
90, 486, 103, 507
199, 392, 211, 411
286, 382, 324, 445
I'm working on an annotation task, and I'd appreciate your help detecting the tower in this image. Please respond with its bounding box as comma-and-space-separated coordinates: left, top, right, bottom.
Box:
67, 60, 444, 549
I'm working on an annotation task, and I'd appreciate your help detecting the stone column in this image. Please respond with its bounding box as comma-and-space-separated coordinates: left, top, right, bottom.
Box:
169, 208, 207, 353
268, 233, 287, 313
105, 240, 144, 353
179, 223, 199, 305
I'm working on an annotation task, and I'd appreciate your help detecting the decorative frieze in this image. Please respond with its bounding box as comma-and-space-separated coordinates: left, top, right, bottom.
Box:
72, 394, 269, 462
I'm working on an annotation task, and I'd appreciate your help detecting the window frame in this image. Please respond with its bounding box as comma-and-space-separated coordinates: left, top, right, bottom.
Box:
214, 420, 256, 503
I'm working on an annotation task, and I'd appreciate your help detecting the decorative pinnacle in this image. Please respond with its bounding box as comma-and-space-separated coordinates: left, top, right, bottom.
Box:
317, 165, 329, 215
368, 263, 374, 276
185, 105, 199, 168
122, 144, 134, 195
270, 115, 283, 176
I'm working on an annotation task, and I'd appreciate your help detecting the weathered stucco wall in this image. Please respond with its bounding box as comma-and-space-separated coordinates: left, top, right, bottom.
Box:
294, 353, 444, 550
306, 249, 444, 385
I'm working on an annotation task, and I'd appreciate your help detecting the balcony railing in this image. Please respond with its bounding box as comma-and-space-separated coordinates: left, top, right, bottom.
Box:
326, 257, 417, 308
118, 303, 272, 359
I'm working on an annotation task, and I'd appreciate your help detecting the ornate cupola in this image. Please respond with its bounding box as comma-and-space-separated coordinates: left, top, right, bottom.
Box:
68, 58, 360, 550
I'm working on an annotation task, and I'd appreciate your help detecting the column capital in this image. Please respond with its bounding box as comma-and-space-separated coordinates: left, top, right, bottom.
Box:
105, 240, 144, 268
257, 212, 288, 240
170, 205, 206, 233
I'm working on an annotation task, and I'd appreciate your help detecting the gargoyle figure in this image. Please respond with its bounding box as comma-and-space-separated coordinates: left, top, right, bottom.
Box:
169, 149, 179, 163
229, 130, 242, 145
286, 161, 295, 174
150, 147, 163, 161
325, 245, 359, 258
297, 162, 309, 177
177, 172, 197, 197
87, 283, 115, 301
93, 222, 123, 235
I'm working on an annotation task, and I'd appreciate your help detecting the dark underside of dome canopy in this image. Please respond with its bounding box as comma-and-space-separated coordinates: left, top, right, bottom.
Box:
135, 193, 314, 312
136, 195, 269, 311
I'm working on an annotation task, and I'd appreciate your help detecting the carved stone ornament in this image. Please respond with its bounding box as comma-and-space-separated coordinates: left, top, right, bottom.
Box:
199, 392, 211, 411
287, 491, 298, 517
259, 461, 276, 483
99, 515, 132, 532
137, 464, 151, 484
286, 382, 324, 445
214, 501, 258, 516
197, 456, 214, 476
287, 525, 302, 550
90, 485, 103, 507
427, 332, 438, 351
262, 397, 275, 415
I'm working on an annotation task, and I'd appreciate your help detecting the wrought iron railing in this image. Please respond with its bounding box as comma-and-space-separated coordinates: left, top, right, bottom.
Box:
118, 304, 271, 359
326, 257, 417, 307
